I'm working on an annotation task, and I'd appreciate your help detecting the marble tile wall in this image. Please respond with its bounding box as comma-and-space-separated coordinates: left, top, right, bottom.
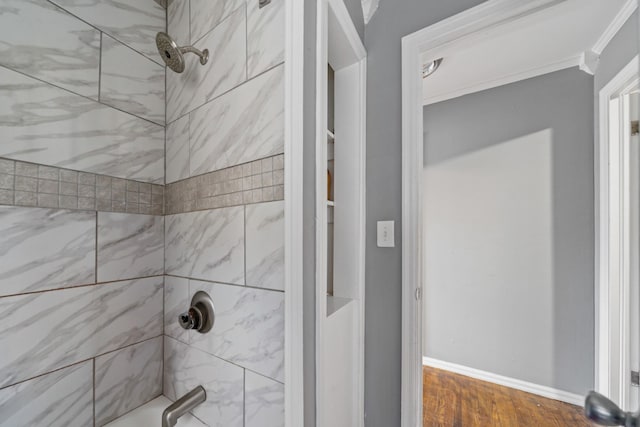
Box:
163, 200, 285, 423
97, 213, 164, 282
245, 371, 285, 427
163, 1, 286, 423
95, 337, 163, 425
166, 0, 285, 183
0, 1, 168, 426
0, 361, 93, 427
0, 0, 166, 184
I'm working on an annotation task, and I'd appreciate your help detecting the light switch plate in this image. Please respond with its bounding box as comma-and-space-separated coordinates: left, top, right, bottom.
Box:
377, 221, 395, 247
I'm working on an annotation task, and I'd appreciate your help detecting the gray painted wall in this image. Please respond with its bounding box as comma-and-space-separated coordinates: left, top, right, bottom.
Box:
363, 1, 485, 425
422, 67, 595, 395
343, 0, 365, 41
303, 0, 318, 425
595, 10, 638, 92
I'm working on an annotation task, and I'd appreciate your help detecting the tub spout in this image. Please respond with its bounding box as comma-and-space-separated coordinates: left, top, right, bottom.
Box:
162, 386, 206, 427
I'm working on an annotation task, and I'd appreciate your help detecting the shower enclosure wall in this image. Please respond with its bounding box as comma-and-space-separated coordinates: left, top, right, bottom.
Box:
0, 0, 285, 426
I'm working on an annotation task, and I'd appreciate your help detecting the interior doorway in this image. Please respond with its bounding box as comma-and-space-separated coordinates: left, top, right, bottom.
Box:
400, 1, 640, 426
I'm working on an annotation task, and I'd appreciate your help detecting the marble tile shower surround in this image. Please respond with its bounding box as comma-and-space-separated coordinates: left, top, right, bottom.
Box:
0, 0, 101, 100
0, 276, 163, 389
190, 279, 284, 382
100, 34, 166, 125
97, 212, 165, 282
164, 336, 244, 427
166, 5, 246, 122
246, 200, 285, 291
165, 206, 245, 284
0, 0, 285, 425
0, 0, 166, 184
49, 0, 166, 64
0, 158, 164, 215
95, 337, 163, 426
165, 154, 285, 214
0, 361, 94, 427
247, 0, 284, 79
0, 66, 165, 183
189, 64, 285, 176
244, 370, 285, 427
0, 206, 95, 296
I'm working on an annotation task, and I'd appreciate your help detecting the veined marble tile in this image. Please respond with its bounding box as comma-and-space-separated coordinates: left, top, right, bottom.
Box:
166, 115, 190, 184
164, 336, 244, 427
0, 361, 93, 427
165, 207, 244, 284
0, 206, 95, 297
0, 0, 100, 99
168, 0, 189, 46
246, 201, 284, 291
95, 337, 163, 426
166, 6, 246, 123
190, 0, 243, 44
245, 371, 284, 427
190, 280, 284, 382
50, 0, 166, 64
164, 276, 189, 343
189, 64, 284, 176
0, 66, 164, 183
97, 213, 164, 283
101, 34, 165, 125
247, 0, 284, 78
92, 277, 164, 354
0, 277, 163, 388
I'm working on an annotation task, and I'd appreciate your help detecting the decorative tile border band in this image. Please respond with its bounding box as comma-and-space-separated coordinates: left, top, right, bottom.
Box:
0, 158, 164, 215
165, 154, 285, 215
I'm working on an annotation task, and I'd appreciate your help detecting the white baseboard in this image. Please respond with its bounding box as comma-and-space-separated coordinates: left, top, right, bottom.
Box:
422, 357, 584, 407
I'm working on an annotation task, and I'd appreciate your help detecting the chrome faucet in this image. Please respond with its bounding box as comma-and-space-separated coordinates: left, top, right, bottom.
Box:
162, 386, 206, 427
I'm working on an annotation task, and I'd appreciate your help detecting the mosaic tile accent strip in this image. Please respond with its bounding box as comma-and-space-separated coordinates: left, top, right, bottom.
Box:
0, 158, 164, 215
165, 154, 284, 215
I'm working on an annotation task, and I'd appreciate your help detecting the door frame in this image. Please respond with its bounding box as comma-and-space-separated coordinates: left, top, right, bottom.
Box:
596, 55, 640, 411
284, 0, 305, 424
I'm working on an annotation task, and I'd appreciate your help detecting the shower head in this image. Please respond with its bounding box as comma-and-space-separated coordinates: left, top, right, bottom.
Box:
156, 32, 209, 73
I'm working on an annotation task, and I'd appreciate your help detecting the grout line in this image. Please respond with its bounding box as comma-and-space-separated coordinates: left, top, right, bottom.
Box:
245, 1, 249, 81
0, 334, 162, 392
244, 204, 247, 287
0, 274, 165, 300
98, 32, 102, 103
165, 59, 285, 126
164, 273, 284, 293
0, 63, 164, 128
45, 0, 165, 67
95, 211, 99, 284
93, 358, 96, 427
164, 335, 284, 385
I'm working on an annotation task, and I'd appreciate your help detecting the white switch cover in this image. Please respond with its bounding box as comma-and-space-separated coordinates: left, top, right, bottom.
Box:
377, 221, 395, 247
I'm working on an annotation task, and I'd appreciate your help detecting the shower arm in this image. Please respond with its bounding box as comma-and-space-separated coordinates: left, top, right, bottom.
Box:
179, 46, 209, 65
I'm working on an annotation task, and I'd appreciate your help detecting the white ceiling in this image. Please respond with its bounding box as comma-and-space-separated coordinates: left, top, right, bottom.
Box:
421, 0, 630, 105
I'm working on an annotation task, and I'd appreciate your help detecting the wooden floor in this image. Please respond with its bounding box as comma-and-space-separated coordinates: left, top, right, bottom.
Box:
423, 367, 593, 426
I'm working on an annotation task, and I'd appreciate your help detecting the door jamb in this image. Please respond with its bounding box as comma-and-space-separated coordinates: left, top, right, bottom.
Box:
596, 55, 640, 410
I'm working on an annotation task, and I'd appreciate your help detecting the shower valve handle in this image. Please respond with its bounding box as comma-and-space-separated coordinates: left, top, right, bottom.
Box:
178, 307, 202, 330
177, 291, 215, 334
